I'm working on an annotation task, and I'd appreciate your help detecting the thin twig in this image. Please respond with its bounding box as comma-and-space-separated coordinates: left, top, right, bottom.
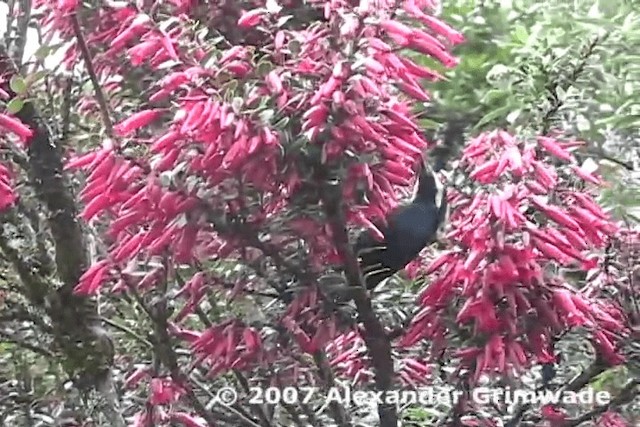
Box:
101, 317, 153, 348
540, 35, 604, 135
13, 0, 32, 67
70, 13, 114, 136
124, 270, 225, 426
506, 360, 608, 426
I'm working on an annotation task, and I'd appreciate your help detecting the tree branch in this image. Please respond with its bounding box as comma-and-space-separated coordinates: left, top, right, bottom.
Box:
0, 46, 88, 290
0, 46, 123, 427
70, 13, 114, 136
539, 35, 603, 135
12, 0, 32, 67
320, 181, 397, 427
124, 272, 226, 427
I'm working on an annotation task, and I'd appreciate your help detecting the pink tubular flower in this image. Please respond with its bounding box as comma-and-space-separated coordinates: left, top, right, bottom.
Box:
123, 365, 151, 389
191, 321, 264, 376
327, 330, 372, 384
128, 39, 161, 66
110, 14, 151, 51
238, 8, 266, 28
409, 36, 459, 68
30, 2, 640, 424
571, 164, 601, 184
399, 80, 431, 101
552, 288, 588, 327
114, 109, 163, 136
537, 136, 575, 162
266, 70, 284, 94
541, 404, 567, 425
56, 0, 78, 13
150, 377, 184, 405
0, 113, 33, 142
380, 19, 413, 40
399, 357, 432, 386
74, 260, 111, 295
128, 411, 151, 427
417, 15, 465, 45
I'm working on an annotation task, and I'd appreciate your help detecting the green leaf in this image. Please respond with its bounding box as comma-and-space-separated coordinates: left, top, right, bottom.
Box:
256, 59, 274, 76
597, 114, 640, 129
266, 0, 282, 13
418, 118, 441, 130
200, 48, 218, 69
220, 79, 238, 95
514, 25, 529, 44
486, 64, 511, 81
34, 45, 52, 60
9, 76, 27, 95
273, 116, 290, 129
6, 98, 24, 114
277, 15, 293, 27
576, 114, 591, 131
480, 89, 508, 105
156, 60, 181, 70
475, 104, 512, 129
158, 16, 181, 33
174, 213, 189, 228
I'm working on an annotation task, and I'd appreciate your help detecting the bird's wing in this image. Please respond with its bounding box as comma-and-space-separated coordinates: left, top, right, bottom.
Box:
353, 197, 445, 289
354, 230, 383, 255
383, 202, 440, 269
354, 229, 394, 287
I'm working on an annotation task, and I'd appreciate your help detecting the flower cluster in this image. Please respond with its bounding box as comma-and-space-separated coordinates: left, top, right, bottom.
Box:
326, 330, 372, 384
59, 0, 463, 326
47, 3, 464, 423
9, 0, 636, 424
400, 131, 627, 384
0, 78, 34, 212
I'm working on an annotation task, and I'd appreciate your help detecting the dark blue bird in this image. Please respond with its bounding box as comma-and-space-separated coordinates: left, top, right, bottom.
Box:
354, 157, 448, 290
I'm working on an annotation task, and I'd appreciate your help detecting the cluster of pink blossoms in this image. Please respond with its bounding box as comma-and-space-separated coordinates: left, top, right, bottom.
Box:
0, 74, 34, 210
326, 131, 628, 386
17, 0, 635, 424
399, 131, 626, 379
62, 0, 463, 298
27, 0, 466, 423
